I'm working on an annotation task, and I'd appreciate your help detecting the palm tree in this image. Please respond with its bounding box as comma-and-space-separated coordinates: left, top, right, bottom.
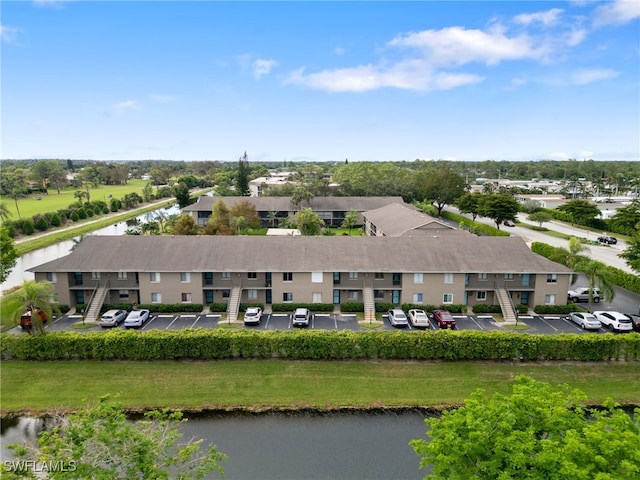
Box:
341, 209, 358, 235
1, 280, 59, 334
266, 211, 278, 228
572, 259, 615, 312
0, 203, 12, 222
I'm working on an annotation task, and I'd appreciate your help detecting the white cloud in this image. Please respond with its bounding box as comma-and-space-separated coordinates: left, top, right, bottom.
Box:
513, 8, 564, 26
388, 26, 547, 66
567, 68, 620, 85
0, 25, 21, 44
111, 100, 141, 115
252, 58, 277, 78
593, 0, 640, 26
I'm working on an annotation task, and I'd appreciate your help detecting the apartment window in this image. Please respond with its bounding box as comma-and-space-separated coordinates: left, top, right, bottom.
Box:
312, 292, 322, 303
476, 291, 487, 301
181, 293, 192, 303
375, 273, 384, 280
221, 272, 231, 280
283, 292, 293, 302
478, 273, 488, 281
247, 289, 258, 300
91, 272, 101, 280
444, 273, 454, 284
150, 272, 160, 283
442, 293, 453, 304
151, 292, 162, 303
248, 272, 257, 280
504, 273, 514, 281
180, 272, 191, 283
117, 271, 128, 280
348, 290, 359, 300
222, 289, 230, 299
544, 294, 556, 305
283, 272, 293, 282
46, 272, 57, 283
204, 272, 213, 285
413, 273, 424, 284
412, 293, 423, 303
119, 290, 129, 299
392, 273, 401, 286
349, 272, 359, 280
374, 289, 385, 299
546, 274, 558, 283
311, 272, 323, 283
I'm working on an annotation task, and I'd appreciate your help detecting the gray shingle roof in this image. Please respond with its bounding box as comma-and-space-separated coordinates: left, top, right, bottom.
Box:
363, 203, 456, 236
29, 235, 571, 275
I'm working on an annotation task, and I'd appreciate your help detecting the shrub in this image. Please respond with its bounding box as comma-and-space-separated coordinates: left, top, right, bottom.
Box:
239, 303, 265, 312
401, 304, 436, 312
472, 304, 502, 314
70, 211, 80, 222
76, 208, 87, 219
375, 303, 395, 312
340, 302, 364, 313
21, 219, 35, 235
271, 303, 333, 312
533, 304, 577, 314
50, 213, 61, 227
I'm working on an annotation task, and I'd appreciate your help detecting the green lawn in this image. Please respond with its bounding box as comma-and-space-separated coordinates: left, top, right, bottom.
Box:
0, 180, 150, 219
2, 360, 638, 414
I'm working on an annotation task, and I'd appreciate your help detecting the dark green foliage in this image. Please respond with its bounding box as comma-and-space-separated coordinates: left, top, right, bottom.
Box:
49, 213, 61, 227
375, 303, 395, 312
440, 210, 510, 236
33, 216, 49, 231
2, 330, 639, 362
402, 304, 437, 312
21, 219, 35, 235
100, 303, 203, 314
76, 208, 87, 219
534, 304, 577, 314
110, 198, 122, 212
209, 303, 227, 312
271, 303, 334, 312
340, 302, 364, 313
239, 303, 265, 312
472, 304, 502, 314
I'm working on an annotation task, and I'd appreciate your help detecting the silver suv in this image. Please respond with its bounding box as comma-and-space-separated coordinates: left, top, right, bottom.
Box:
568, 287, 600, 303
292, 308, 311, 327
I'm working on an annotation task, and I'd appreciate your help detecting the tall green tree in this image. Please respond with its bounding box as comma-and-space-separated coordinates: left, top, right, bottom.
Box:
416, 168, 467, 216
171, 214, 201, 235
295, 207, 325, 235
455, 192, 482, 221
477, 193, 520, 229
527, 211, 553, 228
236, 151, 250, 196
573, 258, 616, 309
5, 396, 226, 479
174, 182, 192, 209
290, 185, 314, 210
411, 375, 640, 480
0, 227, 18, 283
1, 167, 29, 218
557, 199, 601, 225
609, 199, 640, 236
0, 280, 59, 334
619, 235, 640, 273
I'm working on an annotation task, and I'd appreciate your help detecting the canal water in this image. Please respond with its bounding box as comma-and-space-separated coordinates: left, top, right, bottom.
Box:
1, 205, 180, 294
1, 411, 432, 479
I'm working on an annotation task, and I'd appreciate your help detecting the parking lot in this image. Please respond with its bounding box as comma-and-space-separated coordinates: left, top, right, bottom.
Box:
12, 311, 635, 335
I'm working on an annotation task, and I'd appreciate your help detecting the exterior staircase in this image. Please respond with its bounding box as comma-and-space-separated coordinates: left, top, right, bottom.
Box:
363, 285, 376, 322
494, 286, 518, 324
84, 281, 110, 323
226, 286, 242, 322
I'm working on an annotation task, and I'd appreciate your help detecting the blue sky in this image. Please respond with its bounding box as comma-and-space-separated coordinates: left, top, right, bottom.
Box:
2, 0, 639, 163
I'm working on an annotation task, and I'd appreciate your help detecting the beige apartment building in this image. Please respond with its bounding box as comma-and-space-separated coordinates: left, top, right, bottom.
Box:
30, 235, 571, 319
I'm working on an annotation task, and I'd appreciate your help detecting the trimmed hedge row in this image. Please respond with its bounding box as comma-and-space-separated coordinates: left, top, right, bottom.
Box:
2, 330, 639, 362
440, 211, 510, 237
271, 303, 334, 312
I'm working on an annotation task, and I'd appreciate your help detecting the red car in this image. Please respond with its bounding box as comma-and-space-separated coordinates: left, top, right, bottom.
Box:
20, 308, 48, 330
432, 309, 456, 329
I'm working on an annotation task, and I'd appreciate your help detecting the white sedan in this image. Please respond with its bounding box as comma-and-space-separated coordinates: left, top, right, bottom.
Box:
408, 309, 430, 328
124, 309, 150, 329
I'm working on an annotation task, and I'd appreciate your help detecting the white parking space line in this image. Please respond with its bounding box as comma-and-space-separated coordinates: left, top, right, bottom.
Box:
166, 315, 180, 329
469, 317, 484, 331
189, 315, 201, 329
561, 317, 583, 332
539, 317, 559, 331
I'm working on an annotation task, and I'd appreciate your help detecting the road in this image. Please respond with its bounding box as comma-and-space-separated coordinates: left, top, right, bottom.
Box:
446, 207, 633, 274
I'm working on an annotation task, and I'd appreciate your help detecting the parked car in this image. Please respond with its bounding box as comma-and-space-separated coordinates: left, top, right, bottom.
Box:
566, 312, 601, 330
432, 309, 456, 329
20, 308, 48, 330
408, 309, 430, 328
99, 309, 127, 328
624, 313, 640, 332
567, 287, 600, 303
503, 220, 515, 227
124, 309, 150, 329
244, 307, 262, 325
592, 311, 633, 332
292, 308, 311, 328
387, 309, 409, 328
597, 235, 617, 245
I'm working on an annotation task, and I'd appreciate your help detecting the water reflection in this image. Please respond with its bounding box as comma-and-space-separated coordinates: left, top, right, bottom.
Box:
0, 411, 431, 479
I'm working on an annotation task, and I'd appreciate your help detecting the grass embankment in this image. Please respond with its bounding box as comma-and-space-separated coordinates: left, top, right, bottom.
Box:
2, 360, 639, 415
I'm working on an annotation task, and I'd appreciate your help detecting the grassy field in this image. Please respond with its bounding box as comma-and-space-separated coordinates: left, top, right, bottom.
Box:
0, 180, 150, 219
2, 360, 639, 414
